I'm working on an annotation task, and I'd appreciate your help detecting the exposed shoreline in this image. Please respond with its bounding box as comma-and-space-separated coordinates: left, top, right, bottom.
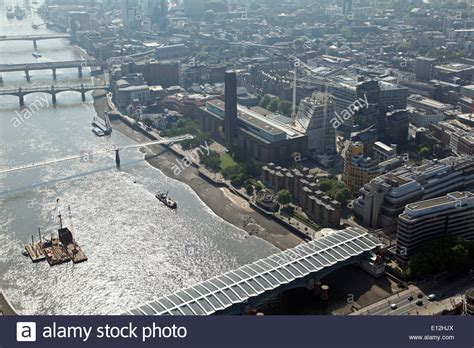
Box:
21, 32, 300, 249
0, 291, 17, 315
92, 93, 303, 250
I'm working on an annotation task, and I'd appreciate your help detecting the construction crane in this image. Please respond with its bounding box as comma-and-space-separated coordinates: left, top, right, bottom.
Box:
244, 0, 250, 19
291, 59, 298, 121
289, 55, 339, 125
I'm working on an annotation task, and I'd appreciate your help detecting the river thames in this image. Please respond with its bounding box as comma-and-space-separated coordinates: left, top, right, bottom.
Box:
0, 0, 276, 315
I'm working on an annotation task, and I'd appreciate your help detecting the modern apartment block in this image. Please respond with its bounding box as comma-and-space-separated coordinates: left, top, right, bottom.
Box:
396, 191, 474, 263
261, 164, 341, 228
352, 156, 474, 228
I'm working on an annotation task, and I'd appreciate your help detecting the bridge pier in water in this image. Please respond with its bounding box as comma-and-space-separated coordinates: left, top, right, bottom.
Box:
33, 39, 37, 49
115, 149, 121, 169
25, 68, 30, 82
1, 83, 108, 108
80, 84, 86, 101
78, 66, 83, 78
51, 86, 56, 105
52, 68, 57, 80
18, 88, 24, 107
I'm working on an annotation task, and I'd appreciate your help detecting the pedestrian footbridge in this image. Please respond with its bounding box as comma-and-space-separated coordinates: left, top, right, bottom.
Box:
125, 227, 383, 316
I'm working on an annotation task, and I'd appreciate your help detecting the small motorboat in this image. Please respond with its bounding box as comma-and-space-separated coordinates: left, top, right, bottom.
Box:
92, 127, 105, 137
156, 191, 178, 209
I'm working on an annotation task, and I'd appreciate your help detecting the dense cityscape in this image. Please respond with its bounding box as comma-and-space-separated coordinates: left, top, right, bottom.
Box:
0, 0, 474, 320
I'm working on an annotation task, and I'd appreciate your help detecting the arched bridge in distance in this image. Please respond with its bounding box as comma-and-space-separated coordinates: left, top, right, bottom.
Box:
124, 227, 383, 316
0, 84, 109, 106
0, 34, 71, 49
0, 60, 103, 81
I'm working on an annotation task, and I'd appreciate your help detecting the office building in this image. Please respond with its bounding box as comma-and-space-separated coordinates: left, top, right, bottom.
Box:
342, 0, 352, 15
461, 85, 474, 98
142, 0, 168, 26
434, 63, 474, 84
68, 11, 90, 36
415, 57, 436, 82
331, 78, 381, 136
115, 81, 150, 108
121, 0, 141, 29
408, 94, 454, 114
343, 142, 401, 195
432, 120, 474, 156
155, 61, 180, 88
224, 70, 238, 146
385, 109, 410, 146
409, 107, 445, 128
396, 191, 474, 263
352, 156, 474, 228
373, 142, 397, 163
379, 82, 409, 111
184, 0, 206, 19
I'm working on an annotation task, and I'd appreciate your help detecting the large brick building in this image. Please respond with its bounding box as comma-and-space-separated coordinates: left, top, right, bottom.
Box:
262, 164, 341, 228
195, 99, 307, 164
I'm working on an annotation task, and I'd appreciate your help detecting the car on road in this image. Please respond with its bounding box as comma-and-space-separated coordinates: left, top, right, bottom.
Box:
416, 300, 423, 306
417, 293, 424, 299
428, 294, 436, 301
390, 304, 398, 310
408, 296, 414, 301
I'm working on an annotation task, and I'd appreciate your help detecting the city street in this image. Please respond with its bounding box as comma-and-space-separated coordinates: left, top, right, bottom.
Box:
352, 273, 473, 315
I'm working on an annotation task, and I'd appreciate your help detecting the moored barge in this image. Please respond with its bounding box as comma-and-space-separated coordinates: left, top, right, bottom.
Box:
23, 201, 87, 266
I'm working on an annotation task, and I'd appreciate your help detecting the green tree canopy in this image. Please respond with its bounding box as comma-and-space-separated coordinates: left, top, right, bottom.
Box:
419, 146, 431, 159
259, 95, 272, 108
318, 178, 353, 206
268, 99, 280, 112
408, 237, 474, 278
277, 190, 292, 205
278, 100, 293, 116
200, 150, 221, 172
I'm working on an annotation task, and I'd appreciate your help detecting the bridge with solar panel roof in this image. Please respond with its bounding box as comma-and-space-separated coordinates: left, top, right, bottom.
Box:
124, 227, 384, 316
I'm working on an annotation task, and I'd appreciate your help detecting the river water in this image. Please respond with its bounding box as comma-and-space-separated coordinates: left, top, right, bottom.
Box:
0, 0, 276, 315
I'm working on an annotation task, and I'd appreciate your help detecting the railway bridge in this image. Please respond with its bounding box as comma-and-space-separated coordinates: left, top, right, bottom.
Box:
124, 227, 384, 316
